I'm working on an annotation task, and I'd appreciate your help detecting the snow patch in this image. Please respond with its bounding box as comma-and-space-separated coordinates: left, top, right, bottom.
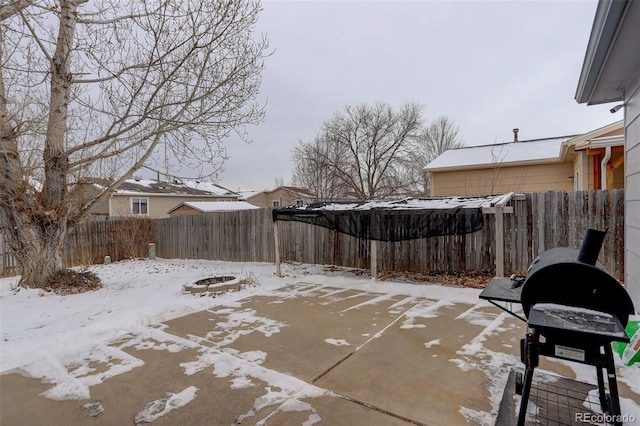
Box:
324, 338, 350, 347
133, 386, 198, 425
424, 339, 441, 349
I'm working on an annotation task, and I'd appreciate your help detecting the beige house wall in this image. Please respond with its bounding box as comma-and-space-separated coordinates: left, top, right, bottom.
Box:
110, 195, 237, 219
246, 188, 309, 208
89, 197, 110, 216
245, 192, 270, 208
572, 152, 589, 190
431, 162, 574, 196
167, 205, 201, 218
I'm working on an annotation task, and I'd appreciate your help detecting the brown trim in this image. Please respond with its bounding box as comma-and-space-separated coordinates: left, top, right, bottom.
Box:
592, 153, 601, 190
612, 153, 625, 169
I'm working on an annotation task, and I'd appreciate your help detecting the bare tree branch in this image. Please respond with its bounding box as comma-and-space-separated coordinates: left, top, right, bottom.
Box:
409, 115, 464, 196
0, 0, 268, 288
293, 102, 424, 200
0, 0, 35, 21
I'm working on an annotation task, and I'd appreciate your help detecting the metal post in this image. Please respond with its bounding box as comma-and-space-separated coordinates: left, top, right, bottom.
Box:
604, 344, 623, 425
148, 243, 156, 260
518, 331, 539, 426
273, 220, 282, 277
370, 240, 377, 280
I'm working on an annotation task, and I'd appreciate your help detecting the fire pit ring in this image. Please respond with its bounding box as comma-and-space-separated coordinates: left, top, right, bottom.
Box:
182, 275, 242, 295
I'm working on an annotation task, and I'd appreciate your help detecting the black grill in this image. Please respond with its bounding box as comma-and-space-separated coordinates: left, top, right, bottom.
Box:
480, 229, 635, 426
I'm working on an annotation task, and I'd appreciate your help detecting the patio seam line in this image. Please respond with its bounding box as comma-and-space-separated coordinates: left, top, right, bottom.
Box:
311, 301, 423, 384
332, 392, 429, 426
306, 300, 435, 425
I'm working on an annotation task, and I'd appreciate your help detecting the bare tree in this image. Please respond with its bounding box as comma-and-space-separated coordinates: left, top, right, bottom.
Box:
410, 115, 464, 196
0, 0, 268, 288
291, 135, 349, 201
273, 176, 286, 187
292, 102, 423, 200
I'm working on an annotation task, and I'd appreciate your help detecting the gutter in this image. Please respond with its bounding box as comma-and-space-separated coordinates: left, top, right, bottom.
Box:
575, 0, 629, 104
601, 146, 612, 190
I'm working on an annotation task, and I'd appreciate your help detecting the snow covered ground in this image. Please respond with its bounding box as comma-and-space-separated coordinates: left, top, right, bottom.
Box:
1, 258, 639, 424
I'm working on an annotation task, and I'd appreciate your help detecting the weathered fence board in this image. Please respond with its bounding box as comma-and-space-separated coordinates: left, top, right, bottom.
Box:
1, 218, 155, 278
1, 190, 626, 281
152, 190, 625, 281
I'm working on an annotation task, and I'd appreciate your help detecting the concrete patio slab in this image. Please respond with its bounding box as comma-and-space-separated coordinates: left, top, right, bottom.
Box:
314, 301, 493, 425
1, 282, 638, 425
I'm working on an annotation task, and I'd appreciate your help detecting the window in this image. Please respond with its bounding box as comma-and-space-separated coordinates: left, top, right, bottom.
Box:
132, 198, 148, 215
272, 200, 280, 208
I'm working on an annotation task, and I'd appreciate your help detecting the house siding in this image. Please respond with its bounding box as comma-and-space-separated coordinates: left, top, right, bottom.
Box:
90, 197, 110, 216
430, 162, 574, 196
625, 78, 640, 309
110, 195, 237, 219
573, 153, 588, 190
246, 188, 309, 208
168, 205, 200, 217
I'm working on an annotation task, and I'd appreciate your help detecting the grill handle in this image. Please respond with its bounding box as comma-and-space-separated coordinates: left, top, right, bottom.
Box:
577, 228, 607, 265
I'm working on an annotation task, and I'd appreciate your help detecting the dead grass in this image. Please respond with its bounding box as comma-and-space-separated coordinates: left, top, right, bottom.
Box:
320, 264, 493, 288
377, 270, 493, 288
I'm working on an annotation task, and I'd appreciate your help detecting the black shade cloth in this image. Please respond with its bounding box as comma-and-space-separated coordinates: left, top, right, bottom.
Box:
272, 198, 487, 242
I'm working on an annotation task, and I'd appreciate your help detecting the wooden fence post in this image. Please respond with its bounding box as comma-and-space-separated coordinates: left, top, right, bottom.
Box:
495, 205, 505, 277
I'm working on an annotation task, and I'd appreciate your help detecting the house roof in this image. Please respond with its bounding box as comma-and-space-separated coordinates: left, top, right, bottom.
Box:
576, 0, 640, 105
167, 201, 260, 214
114, 179, 240, 197
278, 186, 315, 197
423, 136, 576, 172
180, 181, 239, 196
574, 134, 625, 150
237, 190, 261, 200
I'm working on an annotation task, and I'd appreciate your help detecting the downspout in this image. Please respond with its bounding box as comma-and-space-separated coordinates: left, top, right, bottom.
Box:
600, 146, 611, 190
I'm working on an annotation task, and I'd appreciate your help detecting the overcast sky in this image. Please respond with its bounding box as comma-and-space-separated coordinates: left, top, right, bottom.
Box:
211, 0, 617, 191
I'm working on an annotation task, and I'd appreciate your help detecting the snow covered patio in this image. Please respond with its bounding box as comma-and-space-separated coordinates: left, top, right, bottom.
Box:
1, 259, 639, 425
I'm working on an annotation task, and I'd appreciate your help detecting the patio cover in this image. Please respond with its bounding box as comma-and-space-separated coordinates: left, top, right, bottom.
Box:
272, 195, 510, 242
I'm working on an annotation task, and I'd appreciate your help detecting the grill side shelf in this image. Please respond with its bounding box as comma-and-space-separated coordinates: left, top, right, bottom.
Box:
479, 277, 526, 322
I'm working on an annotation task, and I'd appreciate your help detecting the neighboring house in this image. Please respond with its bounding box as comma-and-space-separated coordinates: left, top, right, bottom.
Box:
423, 121, 624, 196
89, 179, 242, 219
575, 0, 640, 308
167, 201, 259, 217
240, 186, 315, 208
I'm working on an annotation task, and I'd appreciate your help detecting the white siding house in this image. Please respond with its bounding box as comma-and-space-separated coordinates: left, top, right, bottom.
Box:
576, 0, 640, 310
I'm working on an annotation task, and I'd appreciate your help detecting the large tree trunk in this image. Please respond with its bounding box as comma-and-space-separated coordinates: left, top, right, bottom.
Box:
1, 209, 68, 288
1, 1, 78, 288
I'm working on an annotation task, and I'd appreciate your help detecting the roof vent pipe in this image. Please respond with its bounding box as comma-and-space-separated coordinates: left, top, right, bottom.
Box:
513, 128, 519, 142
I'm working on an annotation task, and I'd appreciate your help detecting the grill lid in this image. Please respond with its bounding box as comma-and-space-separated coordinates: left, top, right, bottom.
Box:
520, 229, 634, 326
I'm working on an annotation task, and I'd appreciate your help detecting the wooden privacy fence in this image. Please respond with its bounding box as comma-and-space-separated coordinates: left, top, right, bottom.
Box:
154, 190, 625, 281
155, 209, 275, 263
63, 217, 156, 265
0, 190, 625, 280
0, 218, 156, 278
